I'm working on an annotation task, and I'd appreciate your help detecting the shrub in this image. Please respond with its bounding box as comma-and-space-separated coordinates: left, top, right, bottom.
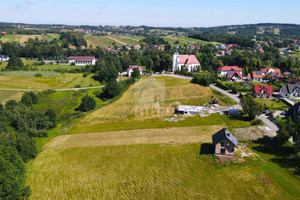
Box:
251, 119, 264, 126
100, 80, 122, 100
34, 73, 42, 77
78, 95, 96, 112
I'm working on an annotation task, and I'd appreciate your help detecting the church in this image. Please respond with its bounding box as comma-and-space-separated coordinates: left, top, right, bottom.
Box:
172, 48, 201, 72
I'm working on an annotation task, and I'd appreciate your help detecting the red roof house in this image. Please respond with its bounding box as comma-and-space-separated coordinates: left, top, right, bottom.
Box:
127, 65, 143, 77
253, 85, 273, 98
218, 66, 243, 81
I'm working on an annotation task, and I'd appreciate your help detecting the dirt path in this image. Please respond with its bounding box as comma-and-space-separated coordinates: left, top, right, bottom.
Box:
44, 125, 223, 151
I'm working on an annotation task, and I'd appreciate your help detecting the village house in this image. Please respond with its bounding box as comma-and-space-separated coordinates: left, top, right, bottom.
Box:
212, 128, 238, 156
127, 65, 143, 77
67, 56, 96, 66
261, 67, 281, 76
253, 85, 273, 98
172, 48, 201, 72
218, 66, 243, 81
280, 84, 300, 98
247, 71, 263, 82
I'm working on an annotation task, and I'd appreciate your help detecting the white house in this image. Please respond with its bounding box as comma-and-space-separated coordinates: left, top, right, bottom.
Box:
67, 56, 96, 66
0, 55, 9, 62
218, 66, 243, 77
172, 49, 200, 72
127, 65, 143, 77
177, 105, 206, 115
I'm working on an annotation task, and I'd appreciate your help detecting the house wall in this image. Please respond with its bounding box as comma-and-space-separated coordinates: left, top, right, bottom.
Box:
218, 70, 242, 77
177, 64, 200, 72
215, 138, 235, 156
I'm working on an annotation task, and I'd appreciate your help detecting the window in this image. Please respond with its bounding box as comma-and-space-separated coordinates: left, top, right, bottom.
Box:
227, 142, 230, 147
221, 149, 225, 154
220, 142, 224, 147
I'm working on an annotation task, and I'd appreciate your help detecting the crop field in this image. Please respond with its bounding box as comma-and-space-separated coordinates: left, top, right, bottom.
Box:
162, 35, 220, 45
0, 90, 24, 104
85, 35, 144, 47
0, 34, 59, 43
0, 71, 60, 77
27, 135, 300, 200
0, 73, 100, 89
71, 76, 249, 133
34, 64, 86, 71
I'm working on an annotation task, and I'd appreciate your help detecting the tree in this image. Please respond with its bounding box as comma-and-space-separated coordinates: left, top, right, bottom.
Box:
101, 80, 122, 100
28, 92, 38, 104
240, 95, 263, 120
6, 56, 24, 71
131, 68, 141, 79
45, 109, 57, 129
78, 95, 96, 112
21, 93, 33, 107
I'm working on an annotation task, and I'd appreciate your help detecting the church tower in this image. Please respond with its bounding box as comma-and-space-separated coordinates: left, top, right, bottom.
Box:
172, 47, 180, 72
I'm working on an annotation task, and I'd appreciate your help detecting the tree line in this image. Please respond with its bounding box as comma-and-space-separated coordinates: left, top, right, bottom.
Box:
0, 92, 57, 199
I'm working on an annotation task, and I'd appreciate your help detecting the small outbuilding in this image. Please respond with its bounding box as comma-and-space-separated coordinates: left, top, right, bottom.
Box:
212, 128, 238, 156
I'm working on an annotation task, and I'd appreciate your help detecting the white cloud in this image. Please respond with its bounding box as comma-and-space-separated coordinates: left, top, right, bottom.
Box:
94, 9, 100, 13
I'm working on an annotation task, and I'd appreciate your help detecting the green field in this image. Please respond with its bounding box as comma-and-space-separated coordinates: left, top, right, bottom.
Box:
0, 58, 37, 70
0, 71, 60, 77
0, 73, 100, 89
27, 139, 300, 200
85, 35, 218, 48
0, 34, 59, 43
254, 99, 290, 110
0, 90, 24, 104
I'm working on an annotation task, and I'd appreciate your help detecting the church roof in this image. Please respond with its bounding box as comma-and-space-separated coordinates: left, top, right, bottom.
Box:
178, 55, 200, 65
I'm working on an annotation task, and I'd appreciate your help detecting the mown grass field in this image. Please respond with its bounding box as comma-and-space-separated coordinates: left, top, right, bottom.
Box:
0, 73, 100, 89
27, 139, 300, 200
71, 76, 247, 134
254, 99, 290, 110
0, 34, 59, 43
85, 35, 218, 48
0, 71, 60, 77
162, 35, 220, 46
0, 58, 37, 70
0, 90, 24, 104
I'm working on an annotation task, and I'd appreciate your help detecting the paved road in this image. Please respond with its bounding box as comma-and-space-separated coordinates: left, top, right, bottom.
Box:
209, 84, 240, 104
0, 86, 104, 92
257, 114, 279, 132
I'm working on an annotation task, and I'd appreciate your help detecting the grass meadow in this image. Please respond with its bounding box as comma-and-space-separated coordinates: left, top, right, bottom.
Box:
27, 141, 300, 200
0, 34, 59, 43
71, 76, 248, 134
0, 73, 100, 89
254, 99, 290, 110
0, 90, 24, 104
0, 58, 37, 70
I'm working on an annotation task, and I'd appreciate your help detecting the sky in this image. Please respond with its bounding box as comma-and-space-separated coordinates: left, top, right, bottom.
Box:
0, 0, 299, 27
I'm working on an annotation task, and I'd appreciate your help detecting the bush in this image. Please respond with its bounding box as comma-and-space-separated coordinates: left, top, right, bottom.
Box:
78, 95, 96, 112
100, 80, 122, 100
83, 72, 89, 77
251, 119, 264, 126
34, 73, 42, 77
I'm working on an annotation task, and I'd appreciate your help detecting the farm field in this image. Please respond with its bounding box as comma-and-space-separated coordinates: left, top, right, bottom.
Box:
85, 35, 144, 47
85, 35, 218, 48
0, 90, 24, 104
27, 137, 300, 200
0, 34, 59, 43
0, 58, 37, 70
162, 35, 220, 45
0, 71, 60, 77
71, 76, 248, 134
0, 73, 100, 89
